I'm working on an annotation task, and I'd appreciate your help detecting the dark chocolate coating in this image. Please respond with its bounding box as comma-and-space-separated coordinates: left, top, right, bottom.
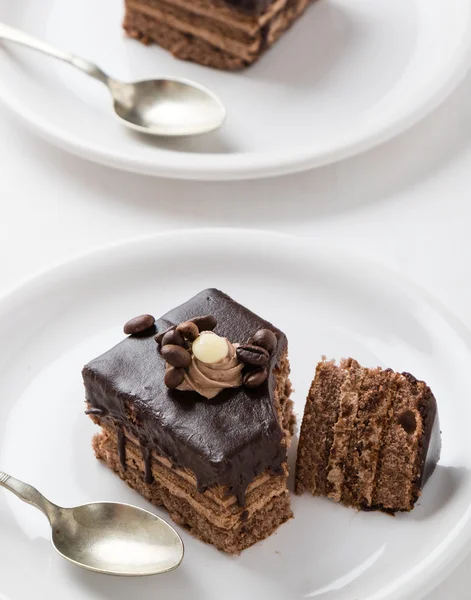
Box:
83, 289, 286, 506
414, 377, 441, 492
224, 0, 273, 15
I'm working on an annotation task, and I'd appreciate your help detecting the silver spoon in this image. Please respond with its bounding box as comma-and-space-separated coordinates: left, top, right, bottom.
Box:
0, 471, 184, 576
0, 22, 226, 136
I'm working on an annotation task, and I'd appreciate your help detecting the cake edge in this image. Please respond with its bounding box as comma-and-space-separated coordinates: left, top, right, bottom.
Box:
294, 359, 441, 513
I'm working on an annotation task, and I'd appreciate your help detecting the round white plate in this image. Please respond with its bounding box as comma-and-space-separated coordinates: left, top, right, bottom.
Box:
1, 230, 470, 600
0, 1, 470, 180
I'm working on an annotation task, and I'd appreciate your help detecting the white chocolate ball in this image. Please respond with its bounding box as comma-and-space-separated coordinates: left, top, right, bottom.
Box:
192, 332, 228, 364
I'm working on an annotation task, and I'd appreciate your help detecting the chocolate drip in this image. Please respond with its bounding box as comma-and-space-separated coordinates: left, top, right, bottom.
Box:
85, 407, 104, 416
236, 488, 247, 508
197, 483, 208, 494
142, 446, 154, 484
225, 0, 273, 15
116, 426, 127, 470
259, 23, 270, 53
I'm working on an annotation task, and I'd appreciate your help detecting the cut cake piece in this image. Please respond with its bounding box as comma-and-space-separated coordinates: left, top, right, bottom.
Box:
83, 289, 295, 553
123, 0, 316, 70
295, 358, 441, 513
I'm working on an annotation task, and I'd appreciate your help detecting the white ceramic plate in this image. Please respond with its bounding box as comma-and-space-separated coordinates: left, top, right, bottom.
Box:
0, 1, 470, 180
1, 230, 471, 600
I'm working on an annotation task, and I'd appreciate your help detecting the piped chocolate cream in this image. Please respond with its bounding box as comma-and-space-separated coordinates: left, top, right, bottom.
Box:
175, 333, 243, 399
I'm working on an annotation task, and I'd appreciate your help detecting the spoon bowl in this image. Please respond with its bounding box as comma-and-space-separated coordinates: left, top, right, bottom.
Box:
111, 79, 227, 136
52, 502, 184, 576
0, 472, 184, 576
0, 22, 226, 137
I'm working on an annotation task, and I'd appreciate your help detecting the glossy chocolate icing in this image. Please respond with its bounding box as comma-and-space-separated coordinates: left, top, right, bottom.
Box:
83, 289, 287, 506
142, 446, 154, 484
224, 0, 273, 15
413, 374, 441, 492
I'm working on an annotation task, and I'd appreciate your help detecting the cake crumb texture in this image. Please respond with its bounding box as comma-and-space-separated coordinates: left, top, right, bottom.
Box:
123, 0, 315, 70
295, 359, 441, 513
93, 429, 293, 554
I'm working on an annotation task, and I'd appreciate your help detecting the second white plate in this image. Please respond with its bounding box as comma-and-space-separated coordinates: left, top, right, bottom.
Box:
0, 0, 470, 179
1, 230, 471, 600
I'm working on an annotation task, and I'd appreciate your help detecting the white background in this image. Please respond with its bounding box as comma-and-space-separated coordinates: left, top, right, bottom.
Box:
1, 63, 471, 598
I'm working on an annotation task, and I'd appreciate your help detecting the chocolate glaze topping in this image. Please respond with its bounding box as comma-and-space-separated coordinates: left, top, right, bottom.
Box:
409, 372, 441, 492
83, 289, 287, 506
142, 446, 154, 484
225, 0, 273, 15
116, 426, 127, 471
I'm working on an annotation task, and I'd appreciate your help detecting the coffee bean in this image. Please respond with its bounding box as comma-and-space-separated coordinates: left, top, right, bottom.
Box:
161, 329, 185, 348
243, 368, 268, 388
236, 344, 270, 367
161, 345, 192, 368
124, 314, 155, 335
191, 315, 217, 332
165, 367, 185, 389
176, 321, 200, 341
249, 329, 277, 355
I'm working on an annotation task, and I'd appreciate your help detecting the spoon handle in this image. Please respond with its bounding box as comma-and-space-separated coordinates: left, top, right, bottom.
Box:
0, 22, 109, 85
0, 471, 60, 523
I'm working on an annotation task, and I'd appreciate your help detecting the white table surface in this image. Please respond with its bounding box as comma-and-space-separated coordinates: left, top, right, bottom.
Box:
2, 64, 471, 599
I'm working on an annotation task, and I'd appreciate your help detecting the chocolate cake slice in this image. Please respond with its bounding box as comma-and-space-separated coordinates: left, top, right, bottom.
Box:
83, 289, 295, 553
295, 359, 441, 512
123, 0, 315, 70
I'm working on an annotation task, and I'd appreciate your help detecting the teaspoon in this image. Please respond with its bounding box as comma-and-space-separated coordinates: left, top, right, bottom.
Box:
0, 22, 226, 136
0, 471, 184, 576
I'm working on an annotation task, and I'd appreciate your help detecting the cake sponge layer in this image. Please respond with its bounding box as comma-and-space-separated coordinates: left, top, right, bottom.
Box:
123, 0, 314, 70
93, 429, 292, 553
